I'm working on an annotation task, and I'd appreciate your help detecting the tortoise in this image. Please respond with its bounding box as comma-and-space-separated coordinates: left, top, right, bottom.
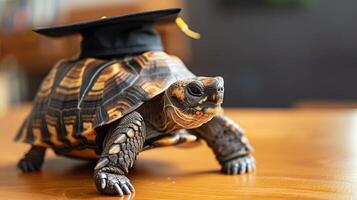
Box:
15, 9, 255, 196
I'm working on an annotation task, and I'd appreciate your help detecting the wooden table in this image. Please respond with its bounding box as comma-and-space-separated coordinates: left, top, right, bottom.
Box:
1, 105, 357, 200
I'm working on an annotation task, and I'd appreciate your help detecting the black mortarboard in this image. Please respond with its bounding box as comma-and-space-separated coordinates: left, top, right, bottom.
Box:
33, 8, 187, 58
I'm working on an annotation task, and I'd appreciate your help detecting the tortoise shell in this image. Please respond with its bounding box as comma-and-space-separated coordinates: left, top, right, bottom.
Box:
15, 51, 195, 152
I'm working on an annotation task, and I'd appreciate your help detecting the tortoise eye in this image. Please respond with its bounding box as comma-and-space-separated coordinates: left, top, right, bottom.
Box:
187, 83, 203, 97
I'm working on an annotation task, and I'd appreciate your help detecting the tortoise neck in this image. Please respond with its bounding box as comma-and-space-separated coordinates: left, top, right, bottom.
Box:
138, 93, 181, 134
163, 92, 214, 131
139, 91, 214, 134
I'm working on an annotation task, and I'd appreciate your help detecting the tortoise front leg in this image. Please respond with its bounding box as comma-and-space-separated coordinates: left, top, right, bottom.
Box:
18, 145, 47, 172
189, 115, 255, 174
94, 111, 145, 196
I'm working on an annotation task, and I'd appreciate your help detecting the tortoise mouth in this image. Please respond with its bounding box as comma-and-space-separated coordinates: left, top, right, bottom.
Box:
193, 101, 223, 115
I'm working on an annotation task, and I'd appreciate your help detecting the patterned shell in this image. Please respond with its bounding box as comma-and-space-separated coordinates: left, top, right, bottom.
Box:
15, 51, 195, 150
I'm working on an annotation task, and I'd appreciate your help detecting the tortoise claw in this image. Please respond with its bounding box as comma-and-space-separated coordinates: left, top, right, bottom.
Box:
17, 158, 42, 172
94, 172, 134, 196
222, 155, 256, 175
114, 183, 124, 196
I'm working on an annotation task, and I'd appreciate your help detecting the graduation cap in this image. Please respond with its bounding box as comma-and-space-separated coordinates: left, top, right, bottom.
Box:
33, 8, 200, 58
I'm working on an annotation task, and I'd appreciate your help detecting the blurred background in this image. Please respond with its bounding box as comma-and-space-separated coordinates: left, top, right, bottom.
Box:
1, 0, 357, 113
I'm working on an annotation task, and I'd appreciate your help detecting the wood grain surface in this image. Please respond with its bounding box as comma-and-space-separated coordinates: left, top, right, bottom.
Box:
1, 104, 357, 200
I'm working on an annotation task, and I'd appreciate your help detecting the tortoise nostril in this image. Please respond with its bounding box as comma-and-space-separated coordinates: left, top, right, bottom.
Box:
217, 87, 224, 93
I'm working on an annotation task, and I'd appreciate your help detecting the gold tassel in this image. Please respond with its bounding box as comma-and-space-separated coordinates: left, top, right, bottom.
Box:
175, 17, 201, 39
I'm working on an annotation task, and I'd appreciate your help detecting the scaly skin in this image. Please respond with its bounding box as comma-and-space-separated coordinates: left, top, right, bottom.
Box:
94, 111, 145, 196
17, 146, 46, 172
189, 115, 255, 174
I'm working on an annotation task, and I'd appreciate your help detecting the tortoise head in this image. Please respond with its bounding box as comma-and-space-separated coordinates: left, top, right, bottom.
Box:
164, 76, 224, 129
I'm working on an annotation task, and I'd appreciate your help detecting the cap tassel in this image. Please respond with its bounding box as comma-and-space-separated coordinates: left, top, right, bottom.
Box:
175, 17, 201, 39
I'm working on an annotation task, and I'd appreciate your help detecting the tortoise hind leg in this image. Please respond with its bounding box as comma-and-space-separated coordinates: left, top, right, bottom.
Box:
18, 145, 46, 172
94, 111, 145, 196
